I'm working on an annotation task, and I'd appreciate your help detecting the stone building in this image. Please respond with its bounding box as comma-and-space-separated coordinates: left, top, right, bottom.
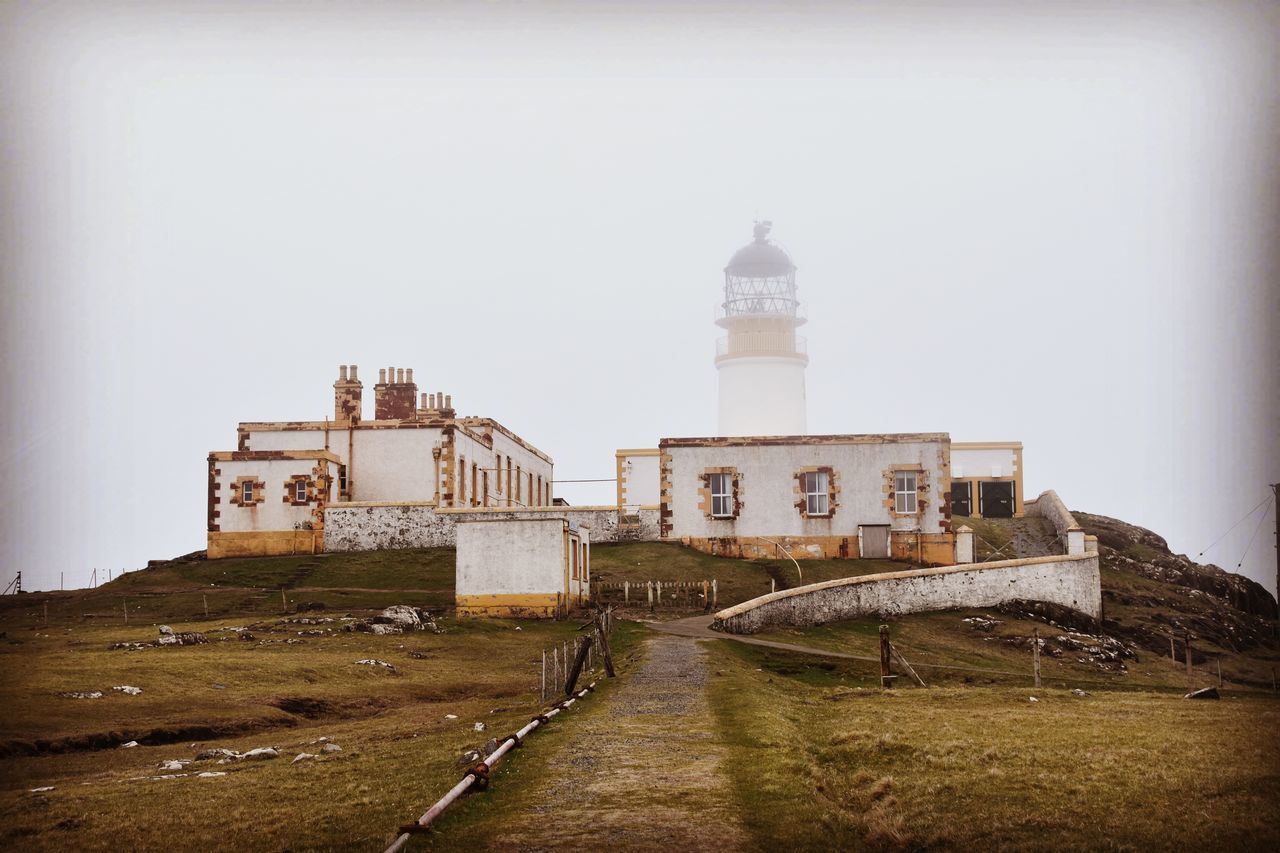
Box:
206, 364, 554, 559
657, 432, 956, 565
455, 517, 590, 618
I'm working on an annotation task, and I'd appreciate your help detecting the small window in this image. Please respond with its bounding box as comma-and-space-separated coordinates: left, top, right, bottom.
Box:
710, 473, 734, 518
804, 471, 829, 516
895, 471, 918, 514
295, 479, 307, 502
338, 465, 348, 496
242, 481, 254, 503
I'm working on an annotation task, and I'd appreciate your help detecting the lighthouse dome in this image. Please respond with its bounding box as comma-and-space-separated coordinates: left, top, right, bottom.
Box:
725, 221, 795, 278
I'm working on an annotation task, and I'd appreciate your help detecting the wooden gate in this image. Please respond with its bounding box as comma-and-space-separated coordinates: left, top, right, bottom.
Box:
860, 525, 890, 558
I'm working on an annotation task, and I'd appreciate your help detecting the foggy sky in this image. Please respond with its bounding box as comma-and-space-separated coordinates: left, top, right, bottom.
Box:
2, 2, 1277, 595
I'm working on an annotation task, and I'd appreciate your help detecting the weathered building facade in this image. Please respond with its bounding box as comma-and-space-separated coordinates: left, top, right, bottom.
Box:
207, 365, 554, 559
949, 441, 1025, 519
658, 433, 956, 565
455, 517, 590, 618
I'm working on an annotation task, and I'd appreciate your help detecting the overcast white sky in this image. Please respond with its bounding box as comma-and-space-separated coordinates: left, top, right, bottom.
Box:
2, 1, 1277, 595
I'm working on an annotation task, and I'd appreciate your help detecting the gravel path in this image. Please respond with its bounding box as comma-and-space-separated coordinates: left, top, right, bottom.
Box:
482, 634, 750, 852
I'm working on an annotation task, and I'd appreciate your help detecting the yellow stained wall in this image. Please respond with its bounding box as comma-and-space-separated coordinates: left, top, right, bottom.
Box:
207, 530, 324, 559
682, 533, 956, 567
455, 593, 563, 619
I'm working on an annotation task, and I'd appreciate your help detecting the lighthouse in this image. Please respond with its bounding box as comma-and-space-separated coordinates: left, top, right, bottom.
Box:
715, 221, 809, 436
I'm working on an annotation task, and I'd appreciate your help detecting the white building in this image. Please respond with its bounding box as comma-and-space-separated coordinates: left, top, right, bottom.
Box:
716, 222, 808, 437
949, 441, 1025, 518
207, 364, 554, 559
455, 517, 590, 618
657, 433, 957, 564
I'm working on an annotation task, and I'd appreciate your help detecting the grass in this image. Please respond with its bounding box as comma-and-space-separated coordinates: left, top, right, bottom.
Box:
588, 542, 904, 608
706, 639, 1280, 851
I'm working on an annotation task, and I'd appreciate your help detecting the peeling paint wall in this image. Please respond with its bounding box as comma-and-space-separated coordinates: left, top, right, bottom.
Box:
616, 449, 660, 510
206, 451, 338, 559
712, 553, 1103, 633
323, 504, 659, 552
456, 518, 586, 617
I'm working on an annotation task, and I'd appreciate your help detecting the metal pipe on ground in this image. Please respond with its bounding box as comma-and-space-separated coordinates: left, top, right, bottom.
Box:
385, 682, 598, 853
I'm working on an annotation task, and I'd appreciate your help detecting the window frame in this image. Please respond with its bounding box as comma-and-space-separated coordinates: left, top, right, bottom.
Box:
803, 470, 830, 517
894, 471, 919, 514
709, 472, 735, 519
242, 481, 254, 503
294, 479, 308, 503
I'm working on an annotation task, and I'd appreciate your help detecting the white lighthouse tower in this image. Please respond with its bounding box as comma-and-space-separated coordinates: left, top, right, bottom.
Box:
716, 221, 808, 436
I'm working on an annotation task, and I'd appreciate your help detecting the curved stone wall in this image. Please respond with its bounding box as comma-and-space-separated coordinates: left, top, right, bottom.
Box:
711, 553, 1101, 634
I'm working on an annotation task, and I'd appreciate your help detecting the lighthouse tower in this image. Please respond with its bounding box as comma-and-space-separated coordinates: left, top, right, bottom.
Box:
716, 222, 808, 436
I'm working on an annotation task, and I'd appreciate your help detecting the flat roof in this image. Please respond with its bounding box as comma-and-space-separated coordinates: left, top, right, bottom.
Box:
660, 432, 949, 448
208, 450, 342, 463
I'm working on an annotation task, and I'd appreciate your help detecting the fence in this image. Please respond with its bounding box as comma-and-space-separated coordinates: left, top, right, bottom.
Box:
539, 607, 617, 702
592, 579, 718, 611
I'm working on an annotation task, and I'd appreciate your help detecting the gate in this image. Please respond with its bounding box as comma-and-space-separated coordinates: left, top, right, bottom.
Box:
860, 524, 890, 558
950, 482, 972, 517
979, 481, 1015, 518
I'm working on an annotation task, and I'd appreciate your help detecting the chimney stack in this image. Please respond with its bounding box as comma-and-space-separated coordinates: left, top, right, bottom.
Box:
333, 364, 363, 426
374, 363, 418, 420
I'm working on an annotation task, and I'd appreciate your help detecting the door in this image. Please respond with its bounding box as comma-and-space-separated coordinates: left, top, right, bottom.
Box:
951, 481, 972, 517
979, 481, 1015, 518
860, 525, 890, 559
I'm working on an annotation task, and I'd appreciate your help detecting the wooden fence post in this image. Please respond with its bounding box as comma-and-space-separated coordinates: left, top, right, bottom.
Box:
203, 594, 209, 619
712, 579, 718, 609
123, 598, 128, 626
1033, 627, 1042, 688
771, 578, 776, 594
594, 610, 616, 677
564, 635, 593, 695
541, 649, 547, 701
1169, 635, 1175, 661
624, 581, 629, 604
281, 587, 287, 612
878, 625, 895, 688
889, 642, 926, 687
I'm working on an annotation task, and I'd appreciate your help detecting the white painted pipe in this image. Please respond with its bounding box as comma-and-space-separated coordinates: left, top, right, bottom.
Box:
385, 682, 598, 852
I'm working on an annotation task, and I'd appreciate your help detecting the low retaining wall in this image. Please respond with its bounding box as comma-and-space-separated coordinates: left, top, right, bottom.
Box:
711, 552, 1101, 634
323, 503, 660, 552
1026, 490, 1090, 555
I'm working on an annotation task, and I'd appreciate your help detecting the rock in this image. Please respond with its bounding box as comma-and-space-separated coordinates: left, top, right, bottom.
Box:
158, 631, 207, 647
195, 748, 238, 761
473, 722, 486, 732
109, 642, 152, 651
158, 760, 187, 771
962, 616, 1001, 632
455, 749, 483, 766
159, 625, 174, 636
481, 738, 499, 757
1071, 689, 1089, 697
317, 736, 330, 743
321, 742, 342, 754
120, 741, 139, 749
197, 771, 226, 778
59, 691, 104, 699
238, 632, 255, 641
444, 714, 458, 720
354, 659, 396, 672
292, 753, 317, 763
113, 685, 142, 696
1028, 697, 1039, 703
238, 747, 279, 761
1185, 686, 1220, 700
29, 786, 54, 793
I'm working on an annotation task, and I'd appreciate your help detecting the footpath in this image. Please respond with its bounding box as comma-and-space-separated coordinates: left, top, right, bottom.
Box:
481, 634, 750, 852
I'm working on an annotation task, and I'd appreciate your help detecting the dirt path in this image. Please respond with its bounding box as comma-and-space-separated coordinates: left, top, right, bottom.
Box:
482, 634, 751, 852
651, 615, 881, 663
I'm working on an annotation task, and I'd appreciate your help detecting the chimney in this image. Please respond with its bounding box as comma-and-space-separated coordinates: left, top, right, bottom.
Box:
333, 364, 363, 426
374, 363, 418, 420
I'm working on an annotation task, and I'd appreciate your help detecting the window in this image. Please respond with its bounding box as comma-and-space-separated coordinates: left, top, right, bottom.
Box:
536, 474, 542, 506
483, 471, 489, 506
495, 453, 502, 492
710, 473, 735, 518
528, 472, 533, 506
295, 479, 308, 502
516, 465, 522, 503
804, 471, 830, 516
895, 471, 918, 513
338, 465, 348, 496
242, 481, 254, 503
459, 456, 466, 504
471, 463, 478, 506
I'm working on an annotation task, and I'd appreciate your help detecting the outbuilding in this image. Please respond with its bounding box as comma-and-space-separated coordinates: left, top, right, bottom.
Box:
455, 517, 590, 618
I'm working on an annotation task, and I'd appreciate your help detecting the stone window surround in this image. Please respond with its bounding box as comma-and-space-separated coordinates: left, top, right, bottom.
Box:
231, 475, 266, 507
698, 467, 743, 520
884, 464, 928, 518
285, 474, 312, 506
794, 465, 839, 518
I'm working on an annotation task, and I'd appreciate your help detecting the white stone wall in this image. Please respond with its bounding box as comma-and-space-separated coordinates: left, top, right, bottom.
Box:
1026, 489, 1084, 554
215, 457, 336, 533
454, 426, 554, 508
717, 355, 807, 437
951, 446, 1017, 479
456, 518, 568, 597
663, 437, 949, 540
712, 553, 1102, 633
619, 452, 660, 509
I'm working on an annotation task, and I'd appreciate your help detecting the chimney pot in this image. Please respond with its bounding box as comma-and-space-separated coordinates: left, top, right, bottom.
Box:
445, 394, 452, 410
350, 365, 359, 381
420, 393, 427, 410
406, 368, 414, 384
429, 393, 436, 408
388, 366, 396, 383
397, 368, 405, 384
379, 368, 387, 384
339, 365, 348, 381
